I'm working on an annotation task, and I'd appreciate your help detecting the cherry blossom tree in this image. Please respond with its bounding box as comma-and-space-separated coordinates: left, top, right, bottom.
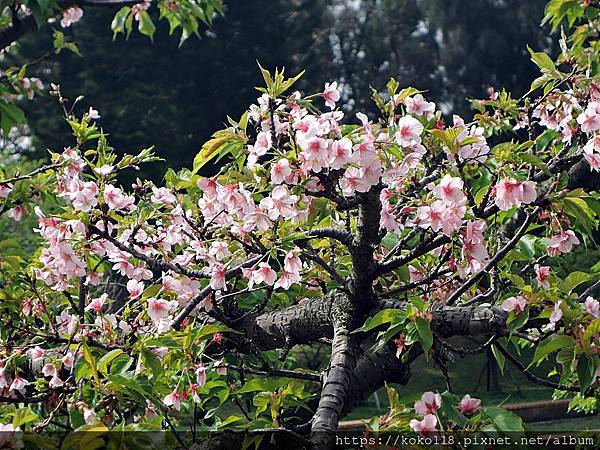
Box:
1, 1, 600, 449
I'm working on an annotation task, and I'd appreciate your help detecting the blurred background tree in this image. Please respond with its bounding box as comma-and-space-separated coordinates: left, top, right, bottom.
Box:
13, 0, 552, 181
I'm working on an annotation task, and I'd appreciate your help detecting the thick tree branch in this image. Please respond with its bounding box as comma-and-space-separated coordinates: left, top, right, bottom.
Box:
310, 292, 358, 446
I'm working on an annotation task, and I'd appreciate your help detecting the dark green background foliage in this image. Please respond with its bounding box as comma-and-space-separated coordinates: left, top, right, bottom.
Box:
17, 0, 551, 180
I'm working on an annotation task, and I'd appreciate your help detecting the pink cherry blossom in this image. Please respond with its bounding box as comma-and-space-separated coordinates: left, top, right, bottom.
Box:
42, 363, 56, 378
494, 178, 537, 211
321, 81, 340, 110
584, 145, 600, 171
244, 207, 272, 232
299, 137, 329, 172
209, 241, 230, 261
329, 138, 353, 169
414, 391, 442, 416
270, 159, 292, 184
147, 298, 177, 322
196, 364, 207, 387
549, 300, 563, 330
88, 108, 101, 120
547, 230, 579, 256
274, 270, 301, 289
458, 394, 481, 415
577, 101, 600, 133
29, 346, 44, 362
395, 116, 424, 147
83, 407, 97, 425
352, 138, 377, 165
126, 279, 145, 299
94, 165, 113, 177
248, 131, 272, 168
70, 181, 99, 212
61, 6, 83, 28
585, 296, 600, 318
416, 201, 445, 232
340, 167, 367, 197
394, 334, 407, 358
417, 200, 465, 236
535, 265, 551, 289
151, 187, 176, 205
0, 183, 12, 198
49, 374, 64, 388
501, 296, 527, 314
432, 175, 466, 205
380, 204, 402, 234
259, 185, 298, 220
104, 184, 134, 210
251, 263, 277, 286
283, 248, 302, 274
210, 264, 227, 291
9, 375, 30, 394
404, 94, 436, 119
7, 205, 26, 221
163, 388, 181, 411
85, 293, 108, 313
62, 352, 74, 368
409, 414, 438, 433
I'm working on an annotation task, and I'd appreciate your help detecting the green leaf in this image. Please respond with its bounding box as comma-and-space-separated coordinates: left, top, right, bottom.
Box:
140, 348, 163, 379
111, 7, 131, 38
519, 153, 552, 177
560, 271, 591, 294
527, 46, 556, 72
483, 407, 524, 432
561, 197, 595, 235
491, 345, 506, 375
415, 317, 433, 354
9, 407, 38, 428
583, 318, 600, 347
97, 349, 124, 375
353, 309, 405, 333
137, 11, 156, 38
576, 354, 598, 392
193, 130, 244, 173
237, 378, 291, 394
530, 335, 576, 368
82, 340, 99, 383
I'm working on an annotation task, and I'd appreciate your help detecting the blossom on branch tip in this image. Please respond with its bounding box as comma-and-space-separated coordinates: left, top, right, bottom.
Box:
585, 296, 600, 318
0, 184, 12, 198
395, 116, 424, 147
549, 300, 563, 330
547, 230, 579, 256
535, 265, 551, 289
501, 296, 527, 314
409, 414, 437, 433
404, 94, 436, 119
321, 81, 340, 110
414, 392, 441, 416
458, 394, 481, 415
60, 7, 83, 28
493, 178, 537, 211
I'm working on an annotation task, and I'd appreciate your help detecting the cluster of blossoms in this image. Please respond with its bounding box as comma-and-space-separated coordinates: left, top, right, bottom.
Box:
163, 358, 227, 410
0, 349, 74, 399
20, 77, 44, 100
60, 6, 83, 28
409, 391, 480, 433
